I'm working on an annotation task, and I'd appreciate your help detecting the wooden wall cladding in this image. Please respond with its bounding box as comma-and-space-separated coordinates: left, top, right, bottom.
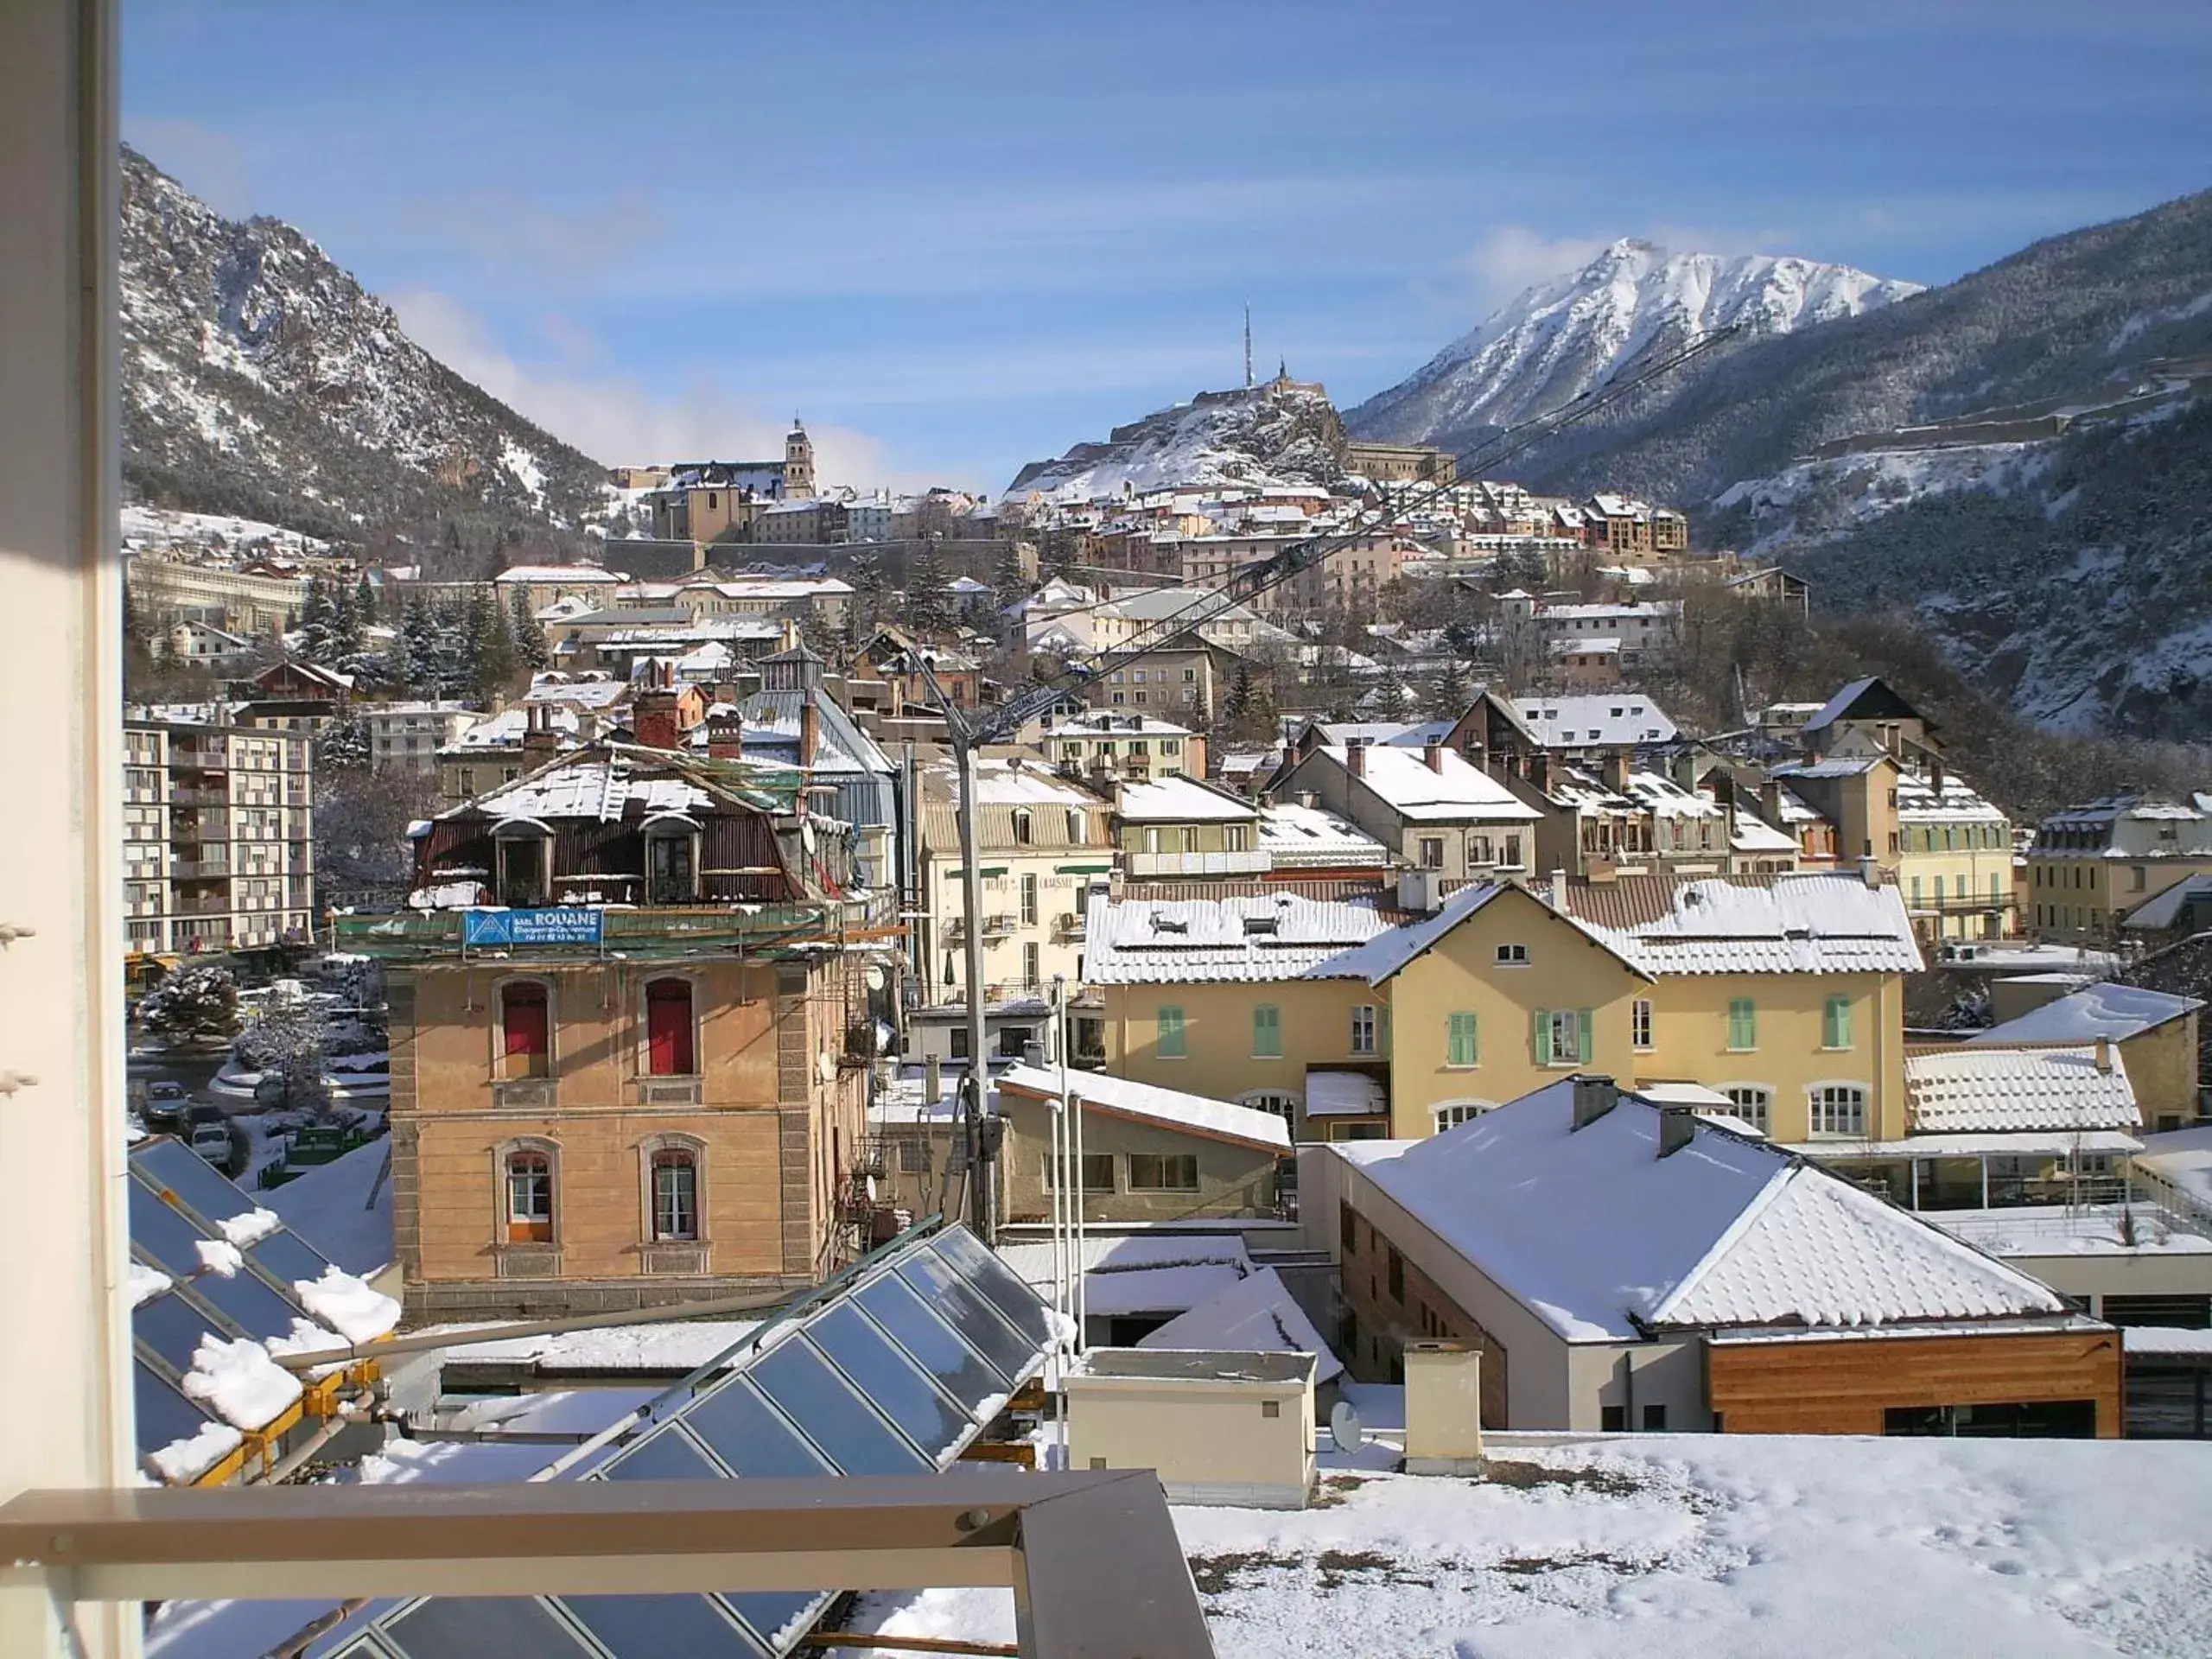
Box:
1707, 1329, 2122, 1437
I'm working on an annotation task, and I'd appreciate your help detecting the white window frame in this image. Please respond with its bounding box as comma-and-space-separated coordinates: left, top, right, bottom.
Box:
1433, 1101, 1494, 1132
1719, 1084, 1772, 1135
1496, 943, 1529, 966
1631, 997, 1654, 1052
1808, 1082, 1868, 1139
1351, 1004, 1377, 1056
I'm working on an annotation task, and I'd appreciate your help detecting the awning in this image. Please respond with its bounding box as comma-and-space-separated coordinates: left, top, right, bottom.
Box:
1783, 1130, 2145, 1159
1305, 1069, 1386, 1117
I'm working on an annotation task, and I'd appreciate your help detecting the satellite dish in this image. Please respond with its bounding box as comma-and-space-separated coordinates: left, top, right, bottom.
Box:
1329, 1401, 1365, 1455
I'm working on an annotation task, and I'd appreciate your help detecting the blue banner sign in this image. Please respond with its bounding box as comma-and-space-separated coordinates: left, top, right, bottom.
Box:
463, 907, 604, 948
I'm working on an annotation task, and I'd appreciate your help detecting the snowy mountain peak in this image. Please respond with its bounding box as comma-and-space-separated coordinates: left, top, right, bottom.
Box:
1004, 376, 1348, 501
1350, 239, 1924, 448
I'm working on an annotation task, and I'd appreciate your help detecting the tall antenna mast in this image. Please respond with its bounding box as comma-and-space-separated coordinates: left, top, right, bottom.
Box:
1243, 301, 1253, 390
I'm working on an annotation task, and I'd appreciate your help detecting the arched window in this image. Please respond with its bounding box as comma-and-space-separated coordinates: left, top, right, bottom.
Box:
499, 981, 550, 1078
645, 977, 696, 1077
1433, 1102, 1494, 1133
650, 1147, 699, 1241
505, 1150, 554, 1243
1720, 1085, 1772, 1135
1238, 1090, 1300, 1125
1809, 1084, 1867, 1138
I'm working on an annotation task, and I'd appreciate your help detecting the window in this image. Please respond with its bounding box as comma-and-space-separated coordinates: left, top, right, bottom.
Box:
1339, 1201, 1357, 1253
1723, 1086, 1771, 1135
2132, 865, 2148, 892
1727, 997, 1757, 1052
949, 1026, 969, 1060
1535, 1008, 1591, 1066
1446, 1011, 1479, 1068
1012, 810, 1033, 846
1021, 942, 1040, 986
1631, 998, 1653, 1051
1434, 1103, 1490, 1131
1496, 943, 1529, 966
1643, 1403, 1668, 1432
1143, 826, 1161, 855
1020, 873, 1039, 925
1155, 1005, 1186, 1058
505, 1151, 553, 1243
897, 1138, 931, 1174
1225, 823, 1249, 854
1179, 825, 1199, 854
1066, 809, 1087, 844
644, 978, 696, 1076
1126, 1154, 1199, 1192
1601, 1405, 1626, 1433
1809, 1084, 1867, 1137
1822, 995, 1853, 1051
1419, 836, 1445, 870
650, 1149, 698, 1241
1351, 1005, 1377, 1055
1386, 1247, 1404, 1302
1045, 1152, 1116, 1193
499, 982, 550, 1079
1252, 1003, 1282, 1058
1501, 833, 1523, 868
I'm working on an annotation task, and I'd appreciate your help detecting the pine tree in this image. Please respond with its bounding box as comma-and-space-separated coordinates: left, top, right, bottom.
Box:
510, 586, 550, 671
429, 595, 472, 697
139, 963, 239, 1046
331, 579, 363, 663
395, 594, 442, 693
1224, 662, 1255, 724
906, 549, 953, 633
354, 574, 379, 626
466, 584, 518, 698
298, 576, 336, 663
1433, 662, 1471, 720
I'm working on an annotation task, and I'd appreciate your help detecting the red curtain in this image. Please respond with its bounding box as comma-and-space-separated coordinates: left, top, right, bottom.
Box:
502, 984, 548, 1061
646, 980, 695, 1076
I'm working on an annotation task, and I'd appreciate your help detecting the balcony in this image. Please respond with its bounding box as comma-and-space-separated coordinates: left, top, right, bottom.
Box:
334, 899, 868, 962
171, 785, 228, 807
1126, 848, 1269, 878
1055, 910, 1086, 939
169, 857, 232, 880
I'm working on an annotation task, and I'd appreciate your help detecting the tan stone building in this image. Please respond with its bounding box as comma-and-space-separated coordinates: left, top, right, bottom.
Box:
350, 742, 884, 1319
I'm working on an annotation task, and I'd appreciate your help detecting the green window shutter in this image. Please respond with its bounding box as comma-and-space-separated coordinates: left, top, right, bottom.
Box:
1253, 1003, 1281, 1058
1157, 1005, 1185, 1058
1532, 1008, 1550, 1065
1447, 1012, 1478, 1067
1576, 1008, 1594, 1065
1825, 995, 1852, 1050
1729, 998, 1756, 1051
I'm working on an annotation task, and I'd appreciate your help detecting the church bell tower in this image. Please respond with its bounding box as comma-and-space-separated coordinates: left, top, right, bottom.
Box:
784, 418, 816, 499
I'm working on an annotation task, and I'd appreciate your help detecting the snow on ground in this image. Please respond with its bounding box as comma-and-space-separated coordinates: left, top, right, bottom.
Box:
264, 1138, 393, 1276
294, 1264, 401, 1343
437, 1319, 765, 1373
120, 503, 328, 558
1715, 439, 2054, 559
846, 1435, 2212, 1658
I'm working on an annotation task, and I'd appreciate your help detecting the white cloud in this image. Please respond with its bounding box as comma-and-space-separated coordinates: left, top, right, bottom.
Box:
387, 289, 928, 490
1457, 226, 1613, 315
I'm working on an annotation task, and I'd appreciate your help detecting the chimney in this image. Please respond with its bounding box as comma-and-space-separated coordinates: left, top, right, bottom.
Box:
1760, 778, 1783, 826
1571, 1076, 1618, 1130
925, 1053, 942, 1104
799, 698, 820, 766
707, 711, 745, 761
1859, 854, 1879, 888
2094, 1035, 2113, 1074
1671, 750, 1699, 790
1603, 748, 1630, 793
632, 687, 682, 752
1345, 739, 1367, 779
1423, 740, 1446, 773
1548, 868, 1567, 909
1295, 789, 1319, 811
1529, 750, 1551, 792
1929, 755, 1946, 797
521, 702, 559, 762
1658, 1107, 1697, 1158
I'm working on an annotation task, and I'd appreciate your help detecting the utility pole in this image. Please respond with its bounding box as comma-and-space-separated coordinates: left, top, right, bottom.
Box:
1243, 301, 1253, 390
952, 736, 995, 1243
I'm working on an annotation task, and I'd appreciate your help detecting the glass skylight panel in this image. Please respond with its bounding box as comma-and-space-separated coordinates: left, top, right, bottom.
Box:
128, 1180, 213, 1277
558, 1593, 766, 1659
248, 1227, 334, 1287
929, 1228, 1053, 1348
805, 1303, 969, 1459
133, 1139, 257, 1223
132, 1289, 229, 1375
853, 1270, 1007, 1410
750, 1337, 927, 1475
601, 1423, 725, 1482
891, 1249, 1036, 1382
188, 1256, 309, 1341
681, 1378, 834, 1478
133, 1356, 213, 1452
379, 1597, 590, 1658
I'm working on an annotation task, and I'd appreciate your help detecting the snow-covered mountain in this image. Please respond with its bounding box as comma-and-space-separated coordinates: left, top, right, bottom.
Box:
1005, 375, 1347, 500
121, 145, 611, 549
1350, 239, 1923, 451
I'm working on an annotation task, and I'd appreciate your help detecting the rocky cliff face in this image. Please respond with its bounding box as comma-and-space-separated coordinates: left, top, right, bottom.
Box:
1006, 375, 1347, 500
121, 144, 611, 549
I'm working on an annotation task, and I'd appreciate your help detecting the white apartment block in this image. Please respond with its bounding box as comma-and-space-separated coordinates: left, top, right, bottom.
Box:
360, 701, 480, 773
124, 715, 315, 955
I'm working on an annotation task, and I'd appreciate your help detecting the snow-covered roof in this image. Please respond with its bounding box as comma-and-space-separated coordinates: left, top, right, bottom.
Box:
1967, 982, 2203, 1046
1730, 810, 1801, 855
1305, 1069, 1388, 1116
1774, 756, 1885, 780
1256, 801, 1390, 867
1115, 774, 1257, 823
1328, 743, 1544, 823
1324, 882, 1643, 988
1083, 890, 1398, 984
1622, 771, 1720, 818
496, 563, 620, 583
1045, 713, 1197, 739
996, 1233, 1255, 1319
1338, 1079, 2069, 1342
446, 754, 719, 824
995, 1063, 1289, 1151
2120, 875, 2212, 931
1511, 695, 1678, 748
1136, 1266, 1343, 1382
1896, 769, 2008, 823
1905, 1046, 2141, 1135
1558, 873, 1924, 976
1802, 676, 1883, 733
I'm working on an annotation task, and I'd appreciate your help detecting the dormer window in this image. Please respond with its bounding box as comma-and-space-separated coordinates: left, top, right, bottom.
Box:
1012, 809, 1033, 846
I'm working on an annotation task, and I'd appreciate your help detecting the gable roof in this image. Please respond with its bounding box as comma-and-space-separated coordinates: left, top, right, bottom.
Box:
1557, 873, 1923, 976
1339, 1081, 2069, 1343
1137, 1266, 1344, 1382
995, 1064, 1289, 1152
1317, 743, 1543, 823
1324, 881, 1649, 987
1084, 889, 1396, 984
1967, 982, 2203, 1046
1116, 773, 1258, 823
1803, 675, 1929, 736
1512, 694, 1677, 749
1906, 1045, 2141, 1135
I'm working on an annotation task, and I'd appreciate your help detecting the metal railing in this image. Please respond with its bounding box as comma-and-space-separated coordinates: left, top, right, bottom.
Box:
1125, 849, 1268, 878
0, 1470, 1216, 1658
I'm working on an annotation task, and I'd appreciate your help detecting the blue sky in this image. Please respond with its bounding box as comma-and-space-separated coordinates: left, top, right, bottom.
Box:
124, 0, 2212, 493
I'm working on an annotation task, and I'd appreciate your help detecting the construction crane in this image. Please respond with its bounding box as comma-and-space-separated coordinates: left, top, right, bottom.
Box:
912, 322, 1745, 1240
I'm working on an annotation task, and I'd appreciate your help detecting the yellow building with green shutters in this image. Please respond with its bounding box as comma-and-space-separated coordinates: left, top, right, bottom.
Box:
1081, 872, 1917, 1146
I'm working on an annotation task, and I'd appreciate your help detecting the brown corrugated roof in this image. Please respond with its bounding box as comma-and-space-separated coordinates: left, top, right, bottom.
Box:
1553, 870, 1819, 930
1119, 876, 1409, 912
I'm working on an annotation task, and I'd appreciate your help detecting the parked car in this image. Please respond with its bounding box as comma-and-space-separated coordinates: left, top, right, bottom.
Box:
143, 1080, 189, 1132
188, 1120, 233, 1164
